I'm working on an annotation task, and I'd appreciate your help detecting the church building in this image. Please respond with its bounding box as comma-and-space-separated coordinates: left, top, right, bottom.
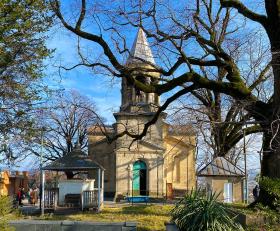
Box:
88, 28, 196, 199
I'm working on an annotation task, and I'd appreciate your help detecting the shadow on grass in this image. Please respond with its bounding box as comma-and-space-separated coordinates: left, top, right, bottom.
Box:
55, 205, 173, 216
121, 205, 172, 216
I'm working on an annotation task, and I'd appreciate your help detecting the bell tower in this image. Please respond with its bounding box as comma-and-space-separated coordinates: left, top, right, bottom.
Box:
120, 28, 160, 113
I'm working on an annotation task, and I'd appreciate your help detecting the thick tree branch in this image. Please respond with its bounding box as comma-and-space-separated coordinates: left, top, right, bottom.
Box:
249, 62, 271, 90
105, 84, 197, 143
75, 0, 86, 30
51, 0, 124, 72
220, 0, 267, 26
227, 124, 263, 151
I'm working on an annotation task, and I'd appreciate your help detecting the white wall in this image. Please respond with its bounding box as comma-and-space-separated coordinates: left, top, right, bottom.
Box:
58, 179, 95, 205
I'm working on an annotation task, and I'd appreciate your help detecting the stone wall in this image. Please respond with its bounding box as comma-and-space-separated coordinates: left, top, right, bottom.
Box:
163, 135, 196, 195
9, 220, 137, 231
115, 151, 164, 197
88, 134, 116, 197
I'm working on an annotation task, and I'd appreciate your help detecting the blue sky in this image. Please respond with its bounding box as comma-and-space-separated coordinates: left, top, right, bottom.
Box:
2, 0, 266, 172
45, 27, 124, 123
44, 0, 189, 123
44, 0, 267, 124
45, 24, 177, 123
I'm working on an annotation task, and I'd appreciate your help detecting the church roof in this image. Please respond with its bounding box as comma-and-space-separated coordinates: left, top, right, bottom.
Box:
139, 140, 165, 151
168, 124, 196, 136
197, 157, 245, 177
126, 28, 155, 65
88, 125, 114, 136
42, 145, 104, 171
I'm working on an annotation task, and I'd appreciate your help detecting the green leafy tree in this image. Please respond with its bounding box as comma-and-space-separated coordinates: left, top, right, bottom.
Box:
0, 0, 52, 162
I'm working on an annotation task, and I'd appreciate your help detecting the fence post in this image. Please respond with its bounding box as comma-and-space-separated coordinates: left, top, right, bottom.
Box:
98, 168, 101, 212
54, 189, 58, 210
81, 191, 84, 211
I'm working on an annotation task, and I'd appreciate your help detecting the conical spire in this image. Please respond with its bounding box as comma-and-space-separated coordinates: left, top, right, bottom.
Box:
126, 28, 155, 65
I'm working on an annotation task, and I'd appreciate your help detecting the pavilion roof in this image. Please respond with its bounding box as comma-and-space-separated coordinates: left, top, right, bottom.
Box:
42, 145, 104, 171
197, 157, 245, 177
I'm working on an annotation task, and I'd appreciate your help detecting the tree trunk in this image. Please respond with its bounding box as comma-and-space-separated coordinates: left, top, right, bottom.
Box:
256, 127, 280, 208
65, 171, 74, 179
261, 9, 280, 177
261, 130, 280, 178
261, 21, 280, 177
256, 23, 280, 207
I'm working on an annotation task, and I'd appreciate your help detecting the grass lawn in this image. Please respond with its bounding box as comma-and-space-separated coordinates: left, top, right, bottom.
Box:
7, 203, 280, 230
42, 205, 173, 231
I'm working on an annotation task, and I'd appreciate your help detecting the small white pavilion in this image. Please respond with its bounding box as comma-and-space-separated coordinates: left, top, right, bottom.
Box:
42, 145, 104, 212
197, 157, 245, 203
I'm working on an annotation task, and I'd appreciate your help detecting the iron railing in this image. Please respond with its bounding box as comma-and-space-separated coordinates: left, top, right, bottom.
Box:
44, 188, 58, 209
81, 189, 98, 211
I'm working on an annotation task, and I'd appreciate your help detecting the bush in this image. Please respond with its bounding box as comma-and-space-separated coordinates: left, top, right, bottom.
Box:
258, 177, 280, 209
0, 196, 14, 231
171, 189, 243, 231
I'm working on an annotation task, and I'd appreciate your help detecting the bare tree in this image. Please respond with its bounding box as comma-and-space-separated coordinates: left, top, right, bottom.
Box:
21, 90, 102, 177
49, 0, 280, 206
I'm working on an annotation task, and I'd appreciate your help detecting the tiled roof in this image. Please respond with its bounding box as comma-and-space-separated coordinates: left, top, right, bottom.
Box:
126, 28, 155, 65
43, 146, 104, 171
197, 157, 245, 177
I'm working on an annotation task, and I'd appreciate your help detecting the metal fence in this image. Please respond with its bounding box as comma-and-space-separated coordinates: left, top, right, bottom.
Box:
81, 190, 98, 211
44, 188, 58, 209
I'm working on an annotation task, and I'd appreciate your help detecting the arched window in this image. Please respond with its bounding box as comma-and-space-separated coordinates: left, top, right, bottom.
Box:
135, 76, 147, 102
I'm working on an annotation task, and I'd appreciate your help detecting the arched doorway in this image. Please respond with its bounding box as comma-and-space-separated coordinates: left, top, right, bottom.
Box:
133, 160, 147, 196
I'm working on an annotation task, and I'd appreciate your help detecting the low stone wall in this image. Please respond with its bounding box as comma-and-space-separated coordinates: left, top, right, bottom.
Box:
234, 213, 279, 228
165, 222, 179, 231
9, 220, 137, 231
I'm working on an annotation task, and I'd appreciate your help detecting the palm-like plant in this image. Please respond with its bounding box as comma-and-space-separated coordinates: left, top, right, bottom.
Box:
171, 189, 243, 231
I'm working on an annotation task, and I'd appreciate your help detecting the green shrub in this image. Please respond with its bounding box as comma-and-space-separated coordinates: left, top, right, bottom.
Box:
259, 177, 280, 208
0, 196, 14, 231
171, 189, 243, 231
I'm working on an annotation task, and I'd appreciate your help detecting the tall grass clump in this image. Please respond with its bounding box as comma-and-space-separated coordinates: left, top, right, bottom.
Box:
171, 189, 243, 231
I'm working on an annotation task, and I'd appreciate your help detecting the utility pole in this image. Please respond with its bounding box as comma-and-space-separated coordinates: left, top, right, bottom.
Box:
40, 128, 44, 215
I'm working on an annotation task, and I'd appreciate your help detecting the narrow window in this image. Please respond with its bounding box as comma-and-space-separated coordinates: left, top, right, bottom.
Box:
174, 156, 180, 183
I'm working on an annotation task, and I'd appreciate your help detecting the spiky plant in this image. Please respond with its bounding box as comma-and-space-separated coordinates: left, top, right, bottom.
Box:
171, 189, 243, 231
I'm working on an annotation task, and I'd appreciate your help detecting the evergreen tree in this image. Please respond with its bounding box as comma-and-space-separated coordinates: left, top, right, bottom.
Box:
0, 0, 52, 162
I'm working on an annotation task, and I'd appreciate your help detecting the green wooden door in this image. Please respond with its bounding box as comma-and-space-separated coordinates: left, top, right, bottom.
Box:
132, 161, 146, 195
